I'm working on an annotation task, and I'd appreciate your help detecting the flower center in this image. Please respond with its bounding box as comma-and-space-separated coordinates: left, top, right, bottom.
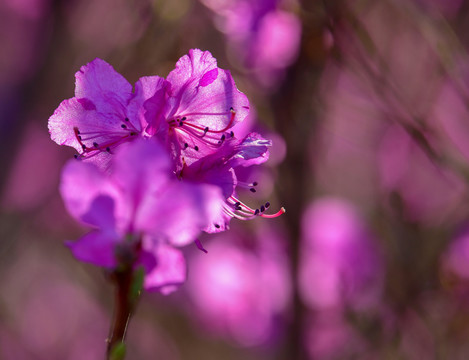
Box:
167, 108, 237, 151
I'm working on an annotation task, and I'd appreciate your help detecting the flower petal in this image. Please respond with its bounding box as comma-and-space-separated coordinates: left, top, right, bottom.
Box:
166, 49, 249, 132
59, 159, 121, 226
111, 140, 171, 220
66, 230, 120, 268
129, 76, 167, 135
136, 182, 223, 246
143, 242, 187, 294
75, 58, 133, 115
229, 132, 271, 167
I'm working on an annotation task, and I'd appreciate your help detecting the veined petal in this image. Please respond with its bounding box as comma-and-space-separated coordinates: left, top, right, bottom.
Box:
136, 182, 223, 247
166, 49, 249, 131
143, 243, 187, 294
66, 230, 120, 268
167, 49, 218, 90
229, 132, 271, 167
75, 58, 133, 115
48, 97, 141, 161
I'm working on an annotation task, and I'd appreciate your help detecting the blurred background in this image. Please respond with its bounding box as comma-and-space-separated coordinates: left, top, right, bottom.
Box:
4, 0, 469, 358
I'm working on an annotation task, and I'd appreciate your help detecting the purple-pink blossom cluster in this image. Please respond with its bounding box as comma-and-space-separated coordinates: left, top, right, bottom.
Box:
48, 49, 284, 293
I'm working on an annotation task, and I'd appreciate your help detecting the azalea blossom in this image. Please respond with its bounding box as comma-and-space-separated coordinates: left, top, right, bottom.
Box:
50, 51, 284, 236
49, 58, 166, 168
60, 139, 221, 293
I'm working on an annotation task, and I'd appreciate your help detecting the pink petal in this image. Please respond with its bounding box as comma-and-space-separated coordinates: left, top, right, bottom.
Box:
166, 49, 250, 132
75, 58, 133, 115
229, 132, 271, 167
59, 160, 121, 226
66, 231, 119, 268
143, 243, 187, 294
111, 140, 171, 217
136, 182, 223, 246
48, 97, 139, 159
129, 76, 167, 135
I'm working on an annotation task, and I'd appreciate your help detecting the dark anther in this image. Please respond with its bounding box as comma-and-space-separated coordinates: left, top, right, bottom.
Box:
230, 131, 234, 138
78, 135, 82, 141
81, 144, 86, 150
220, 134, 226, 141
254, 209, 260, 216
130, 132, 136, 136
179, 121, 184, 127
214, 224, 221, 229
74, 154, 78, 159
230, 107, 234, 111
125, 117, 130, 122
181, 117, 187, 121
260, 205, 265, 212
76, 129, 80, 134
265, 202, 271, 209
183, 143, 189, 149
235, 206, 242, 211
235, 201, 241, 207
121, 124, 127, 129
252, 181, 258, 186
194, 146, 199, 151
250, 188, 257, 193
106, 147, 111, 152
93, 142, 99, 148
204, 127, 209, 133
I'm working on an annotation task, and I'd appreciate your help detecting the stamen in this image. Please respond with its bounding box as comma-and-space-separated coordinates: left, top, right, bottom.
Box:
93, 142, 99, 148
227, 196, 285, 220
194, 146, 199, 151
121, 124, 127, 129
250, 188, 256, 193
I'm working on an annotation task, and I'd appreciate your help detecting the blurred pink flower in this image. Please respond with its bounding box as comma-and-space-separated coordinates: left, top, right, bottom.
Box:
186, 224, 291, 346
299, 197, 383, 310
378, 125, 465, 223
199, 0, 301, 87
442, 225, 469, 279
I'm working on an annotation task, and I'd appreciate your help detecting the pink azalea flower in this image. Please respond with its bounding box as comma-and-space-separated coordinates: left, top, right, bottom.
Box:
49, 58, 165, 168
60, 139, 221, 293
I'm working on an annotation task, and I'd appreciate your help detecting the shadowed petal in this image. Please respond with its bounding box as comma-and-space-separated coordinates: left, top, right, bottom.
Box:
111, 140, 171, 219
66, 230, 120, 268
143, 243, 187, 294
136, 182, 223, 246
60, 160, 121, 226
